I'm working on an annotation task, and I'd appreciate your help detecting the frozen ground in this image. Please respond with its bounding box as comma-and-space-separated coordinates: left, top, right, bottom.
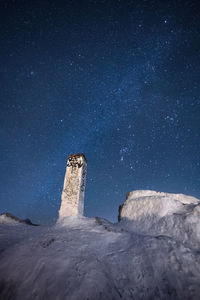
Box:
0, 190, 200, 300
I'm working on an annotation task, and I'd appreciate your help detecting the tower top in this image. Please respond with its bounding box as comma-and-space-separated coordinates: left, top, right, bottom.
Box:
68, 153, 87, 162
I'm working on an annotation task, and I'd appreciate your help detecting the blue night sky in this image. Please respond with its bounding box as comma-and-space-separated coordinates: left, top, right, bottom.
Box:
1, 0, 200, 224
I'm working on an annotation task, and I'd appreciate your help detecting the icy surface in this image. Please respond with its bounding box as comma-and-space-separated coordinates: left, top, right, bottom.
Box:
0, 191, 200, 300
0, 214, 20, 225
119, 190, 200, 250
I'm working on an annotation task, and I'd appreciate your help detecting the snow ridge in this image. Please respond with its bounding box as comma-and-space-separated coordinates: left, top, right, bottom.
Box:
0, 190, 200, 300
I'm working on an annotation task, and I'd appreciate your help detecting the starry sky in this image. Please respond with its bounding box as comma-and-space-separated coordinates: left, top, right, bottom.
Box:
1, 0, 200, 225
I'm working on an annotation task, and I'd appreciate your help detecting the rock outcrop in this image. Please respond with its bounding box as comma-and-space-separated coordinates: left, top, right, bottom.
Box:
118, 190, 200, 249
0, 213, 38, 226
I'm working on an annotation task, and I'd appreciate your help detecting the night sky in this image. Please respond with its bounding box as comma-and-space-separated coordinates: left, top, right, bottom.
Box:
1, 0, 200, 225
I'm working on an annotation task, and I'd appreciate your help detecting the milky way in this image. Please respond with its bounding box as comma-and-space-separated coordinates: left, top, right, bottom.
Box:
1, 1, 200, 224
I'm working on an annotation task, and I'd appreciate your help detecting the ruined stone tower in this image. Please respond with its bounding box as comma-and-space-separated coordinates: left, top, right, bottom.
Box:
59, 154, 87, 219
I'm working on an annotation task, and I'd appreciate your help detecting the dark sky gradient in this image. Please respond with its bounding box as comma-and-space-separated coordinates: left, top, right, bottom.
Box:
1, 0, 200, 224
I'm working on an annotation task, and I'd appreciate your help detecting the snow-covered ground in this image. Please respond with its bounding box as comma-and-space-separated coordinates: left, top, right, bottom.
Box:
0, 190, 200, 300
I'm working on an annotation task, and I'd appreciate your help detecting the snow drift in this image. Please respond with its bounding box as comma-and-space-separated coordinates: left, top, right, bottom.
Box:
0, 190, 200, 300
118, 190, 200, 249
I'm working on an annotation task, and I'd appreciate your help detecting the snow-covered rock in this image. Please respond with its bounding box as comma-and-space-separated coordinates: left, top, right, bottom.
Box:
0, 191, 200, 300
118, 190, 200, 249
0, 213, 38, 226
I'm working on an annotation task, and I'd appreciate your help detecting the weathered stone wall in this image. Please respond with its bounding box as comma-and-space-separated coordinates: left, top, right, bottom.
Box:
59, 154, 87, 218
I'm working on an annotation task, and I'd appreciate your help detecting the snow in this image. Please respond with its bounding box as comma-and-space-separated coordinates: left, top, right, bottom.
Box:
119, 190, 199, 220
119, 190, 200, 250
1, 190, 200, 299
0, 214, 20, 225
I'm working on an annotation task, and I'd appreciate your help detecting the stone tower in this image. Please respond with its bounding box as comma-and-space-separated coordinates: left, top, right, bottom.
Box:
59, 153, 87, 219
